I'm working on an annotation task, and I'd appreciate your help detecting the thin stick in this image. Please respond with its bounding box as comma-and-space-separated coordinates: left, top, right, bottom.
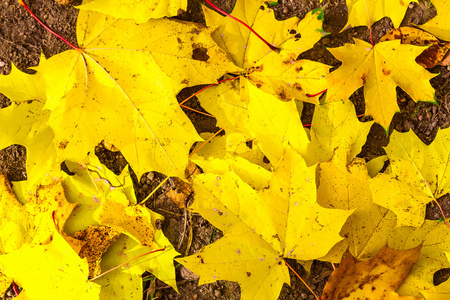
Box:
189, 128, 224, 157
284, 259, 320, 300
138, 177, 170, 205
180, 104, 215, 117
89, 248, 165, 281
18, 0, 81, 52
433, 199, 450, 230
203, 0, 280, 52
179, 76, 240, 106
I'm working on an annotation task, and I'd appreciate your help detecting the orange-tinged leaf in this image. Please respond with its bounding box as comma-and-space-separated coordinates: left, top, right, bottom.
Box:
380, 27, 450, 68
326, 39, 437, 129
322, 244, 422, 300
386, 220, 450, 298
72, 225, 121, 278
0, 232, 101, 300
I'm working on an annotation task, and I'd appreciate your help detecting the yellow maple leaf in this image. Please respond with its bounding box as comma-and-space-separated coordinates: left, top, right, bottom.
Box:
204, 0, 330, 102
61, 155, 180, 293
308, 100, 373, 164
326, 39, 437, 129
177, 148, 352, 300
345, 0, 419, 29
77, 0, 187, 23
369, 128, 450, 227
0, 9, 241, 180
0, 232, 101, 300
322, 244, 422, 300
418, 0, 450, 41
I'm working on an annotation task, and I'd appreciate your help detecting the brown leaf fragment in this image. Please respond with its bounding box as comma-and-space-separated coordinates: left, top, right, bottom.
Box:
165, 178, 192, 209
380, 27, 450, 68
322, 244, 423, 300
72, 225, 121, 278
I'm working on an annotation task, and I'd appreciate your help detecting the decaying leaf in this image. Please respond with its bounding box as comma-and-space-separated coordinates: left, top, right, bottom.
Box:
322, 244, 422, 300
326, 39, 437, 129
72, 225, 121, 278
380, 27, 450, 68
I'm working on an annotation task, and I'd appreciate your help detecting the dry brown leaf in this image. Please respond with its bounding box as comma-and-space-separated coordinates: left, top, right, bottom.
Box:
72, 225, 121, 278
322, 244, 423, 300
380, 27, 450, 68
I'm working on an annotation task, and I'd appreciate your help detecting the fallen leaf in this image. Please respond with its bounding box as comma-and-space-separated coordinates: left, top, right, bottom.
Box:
326, 39, 437, 129
380, 27, 450, 68
345, 0, 418, 29
0, 232, 101, 300
177, 148, 352, 300
77, 0, 187, 23
418, 0, 450, 41
369, 128, 450, 227
0, 8, 244, 181
72, 225, 121, 278
204, 1, 330, 102
322, 244, 422, 300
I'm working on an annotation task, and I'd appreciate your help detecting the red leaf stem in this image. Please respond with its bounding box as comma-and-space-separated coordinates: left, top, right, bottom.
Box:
18, 0, 81, 52
203, 0, 280, 52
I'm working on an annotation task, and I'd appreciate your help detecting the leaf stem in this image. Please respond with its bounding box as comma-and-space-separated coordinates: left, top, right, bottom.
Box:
189, 128, 224, 157
138, 177, 170, 205
284, 259, 320, 300
433, 199, 450, 230
18, 0, 82, 52
12, 281, 19, 296
306, 89, 327, 98
363, 0, 374, 46
179, 76, 240, 106
203, 0, 280, 52
89, 247, 165, 281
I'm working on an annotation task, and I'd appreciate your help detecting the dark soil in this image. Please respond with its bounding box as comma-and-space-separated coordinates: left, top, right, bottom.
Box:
1, 0, 450, 299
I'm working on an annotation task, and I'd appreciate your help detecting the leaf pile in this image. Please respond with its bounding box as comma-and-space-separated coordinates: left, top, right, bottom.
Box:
0, 0, 450, 299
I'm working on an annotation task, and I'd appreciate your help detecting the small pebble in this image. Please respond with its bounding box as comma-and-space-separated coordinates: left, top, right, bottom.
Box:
0, 61, 5, 67
214, 290, 221, 297
301, 293, 308, 299
309, 295, 315, 300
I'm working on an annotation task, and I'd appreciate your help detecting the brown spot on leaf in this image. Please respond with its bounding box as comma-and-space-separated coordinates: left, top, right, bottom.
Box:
59, 140, 69, 149
289, 29, 296, 34
246, 272, 251, 277
294, 33, 301, 39
192, 47, 210, 62
295, 66, 303, 72
293, 83, 302, 91
361, 73, 367, 85
382, 69, 390, 76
